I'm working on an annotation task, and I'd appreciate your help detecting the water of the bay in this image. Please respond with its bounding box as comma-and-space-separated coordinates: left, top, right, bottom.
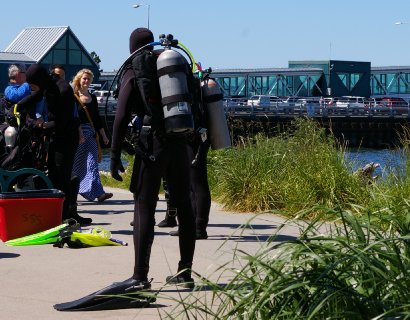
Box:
100, 148, 407, 178
346, 148, 406, 178
99, 151, 120, 172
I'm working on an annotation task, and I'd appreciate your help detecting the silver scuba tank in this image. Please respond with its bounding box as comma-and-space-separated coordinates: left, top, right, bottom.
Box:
156, 48, 194, 133
4, 126, 18, 148
201, 78, 231, 150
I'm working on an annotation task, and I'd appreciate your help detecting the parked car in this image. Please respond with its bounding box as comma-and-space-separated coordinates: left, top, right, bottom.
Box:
319, 97, 337, 106
94, 90, 116, 112
246, 95, 271, 109
336, 96, 368, 114
319, 97, 346, 115
296, 97, 321, 116
267, 96, 282, 111
277, 96, 304, 113
374, 97, 409, 115
224, 97, 248, 113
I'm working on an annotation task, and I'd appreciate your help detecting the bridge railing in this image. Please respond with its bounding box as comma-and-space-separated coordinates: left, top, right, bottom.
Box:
223, 99, 410, 118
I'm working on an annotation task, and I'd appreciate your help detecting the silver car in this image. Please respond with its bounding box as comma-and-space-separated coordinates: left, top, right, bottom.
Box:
94, 90, 116, 112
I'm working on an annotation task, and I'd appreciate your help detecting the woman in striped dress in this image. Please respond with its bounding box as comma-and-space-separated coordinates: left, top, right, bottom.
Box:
71, 69, 112, 202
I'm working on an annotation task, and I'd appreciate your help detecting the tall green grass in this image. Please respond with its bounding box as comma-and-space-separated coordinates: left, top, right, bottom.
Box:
362, 140, 410, 217
167, 208, 410, 319
208, 119, 368, 217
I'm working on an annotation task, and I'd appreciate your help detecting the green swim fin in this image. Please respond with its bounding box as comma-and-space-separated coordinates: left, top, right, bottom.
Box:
5, 219, 78, 246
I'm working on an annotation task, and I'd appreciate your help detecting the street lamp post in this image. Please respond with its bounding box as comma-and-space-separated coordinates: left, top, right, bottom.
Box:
394, 21, 408, 97
327, 64, 334, 96
133, 3, 150, 29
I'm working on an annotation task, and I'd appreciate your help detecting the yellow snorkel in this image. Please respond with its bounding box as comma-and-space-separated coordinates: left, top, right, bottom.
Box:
13, 104, 20, 126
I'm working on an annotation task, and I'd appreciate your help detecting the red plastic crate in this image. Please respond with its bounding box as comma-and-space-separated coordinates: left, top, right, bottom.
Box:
0, 189, 64, 241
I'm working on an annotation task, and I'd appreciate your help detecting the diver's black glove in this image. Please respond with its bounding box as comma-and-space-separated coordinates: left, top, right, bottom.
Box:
110, 152, 125, 181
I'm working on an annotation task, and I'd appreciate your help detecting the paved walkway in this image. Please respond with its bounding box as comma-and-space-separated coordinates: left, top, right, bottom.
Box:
0, 187, 301, 319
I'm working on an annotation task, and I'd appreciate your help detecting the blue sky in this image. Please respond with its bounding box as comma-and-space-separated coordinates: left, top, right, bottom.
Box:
2, 0, 410, 72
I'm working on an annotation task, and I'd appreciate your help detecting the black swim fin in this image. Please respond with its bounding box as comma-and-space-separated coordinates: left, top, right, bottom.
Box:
54, 278, 155, 311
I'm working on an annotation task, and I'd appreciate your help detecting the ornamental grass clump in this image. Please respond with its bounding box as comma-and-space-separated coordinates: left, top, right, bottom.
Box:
208, 119, 366, 216
168, 208, 410, 319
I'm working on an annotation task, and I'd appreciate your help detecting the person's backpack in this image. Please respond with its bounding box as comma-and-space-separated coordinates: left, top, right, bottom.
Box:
132, 50, 163, 132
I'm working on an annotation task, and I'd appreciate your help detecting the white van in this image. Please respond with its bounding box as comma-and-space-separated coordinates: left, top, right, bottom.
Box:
336, 96, 367, 114
246, 95, 271, 108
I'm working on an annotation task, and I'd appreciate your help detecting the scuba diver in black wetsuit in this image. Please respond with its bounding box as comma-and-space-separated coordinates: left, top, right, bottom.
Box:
23, 64, 91, 225
56, 28, 197, 312
54, 28, 230, 312
115, 28, 196, 288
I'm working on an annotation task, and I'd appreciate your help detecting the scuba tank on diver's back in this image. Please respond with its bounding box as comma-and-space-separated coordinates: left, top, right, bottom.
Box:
156, 34, 194, 134
113, 32, 230, 143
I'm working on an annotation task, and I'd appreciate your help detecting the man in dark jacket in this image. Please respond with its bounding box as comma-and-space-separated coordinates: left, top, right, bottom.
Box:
24, 64, 91, 225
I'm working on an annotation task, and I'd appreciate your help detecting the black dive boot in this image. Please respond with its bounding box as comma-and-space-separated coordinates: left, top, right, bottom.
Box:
54, 278, 155, 311
169, 229, 208, 240
158, 179, 178, 227
63, 176, 92, 225
63, 204, 92, 226
166, 262, 194, 289
157, 207, 178, 228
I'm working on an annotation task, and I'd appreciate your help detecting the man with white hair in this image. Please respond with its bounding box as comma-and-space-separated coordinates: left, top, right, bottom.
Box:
4, 64, 47, 124
5, 64, 30, 99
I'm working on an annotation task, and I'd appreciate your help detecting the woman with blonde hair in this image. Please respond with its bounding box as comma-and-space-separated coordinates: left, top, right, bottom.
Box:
71, 68, 112, 202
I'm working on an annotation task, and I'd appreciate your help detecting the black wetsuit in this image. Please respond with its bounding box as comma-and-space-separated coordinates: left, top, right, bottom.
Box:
25, 64, 79, 219
189, 137, 211, 234
111, 53, 196, 280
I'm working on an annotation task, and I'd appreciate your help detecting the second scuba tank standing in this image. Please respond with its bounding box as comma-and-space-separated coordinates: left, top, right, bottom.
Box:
200, 77, 231, 150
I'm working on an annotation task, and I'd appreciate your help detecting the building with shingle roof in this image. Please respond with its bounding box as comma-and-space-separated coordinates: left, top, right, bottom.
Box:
0, 26, 100, 92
